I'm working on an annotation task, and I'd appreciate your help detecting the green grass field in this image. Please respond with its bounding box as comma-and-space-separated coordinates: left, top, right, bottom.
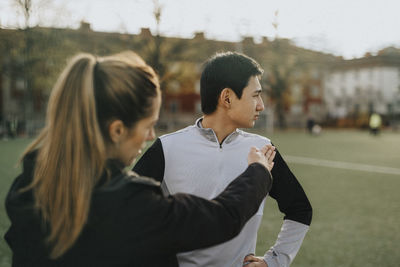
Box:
1, 129, 399, 267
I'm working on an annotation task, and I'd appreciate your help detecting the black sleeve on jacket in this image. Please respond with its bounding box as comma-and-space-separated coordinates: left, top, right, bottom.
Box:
133, 138, 165, 182
270, 146, 312, 226
126, 163, 273, 255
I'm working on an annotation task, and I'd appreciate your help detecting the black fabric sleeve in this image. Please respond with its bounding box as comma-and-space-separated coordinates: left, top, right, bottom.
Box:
133, 138, 165, 182
135, 163, 273, 254
269, 146, 313, 225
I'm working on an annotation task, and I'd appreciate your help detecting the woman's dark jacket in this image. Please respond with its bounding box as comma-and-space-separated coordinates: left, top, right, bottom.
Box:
4, 152, 272, 267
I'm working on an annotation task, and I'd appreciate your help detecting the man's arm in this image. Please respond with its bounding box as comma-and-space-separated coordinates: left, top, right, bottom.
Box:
133, 138, 165, 182
269, 148, 312, 224
263, 147, 312, 267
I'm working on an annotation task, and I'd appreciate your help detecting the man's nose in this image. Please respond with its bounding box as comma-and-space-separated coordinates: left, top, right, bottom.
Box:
257, 99, 264, 111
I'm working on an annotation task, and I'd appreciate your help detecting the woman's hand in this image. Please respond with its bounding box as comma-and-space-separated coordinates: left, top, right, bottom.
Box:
243, 254, 268, 267
247, 145, 276, 172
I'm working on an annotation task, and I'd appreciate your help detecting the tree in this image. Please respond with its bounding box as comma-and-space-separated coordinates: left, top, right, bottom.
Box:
263, 11, 300, 129
11, 0, 59, 135
149, 0, 164, 77
14, 0, 35, 134
266, 40, 300, 129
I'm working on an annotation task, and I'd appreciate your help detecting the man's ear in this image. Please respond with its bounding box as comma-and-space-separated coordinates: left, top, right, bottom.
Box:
219, 88, 232, 108
108, 120, 126, 143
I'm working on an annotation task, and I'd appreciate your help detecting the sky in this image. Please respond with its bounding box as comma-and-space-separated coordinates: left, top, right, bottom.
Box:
1, 0, 400, 59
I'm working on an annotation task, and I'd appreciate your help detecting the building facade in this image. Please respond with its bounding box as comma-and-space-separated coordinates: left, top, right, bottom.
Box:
4, 23, 398, 135
323, 47, 400, 127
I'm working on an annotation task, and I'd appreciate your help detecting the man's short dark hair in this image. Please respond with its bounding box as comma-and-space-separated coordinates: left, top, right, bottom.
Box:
200, 51, 263, 114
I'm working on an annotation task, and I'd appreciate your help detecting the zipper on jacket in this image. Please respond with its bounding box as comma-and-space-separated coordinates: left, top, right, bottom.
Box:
218, 130, 236, 150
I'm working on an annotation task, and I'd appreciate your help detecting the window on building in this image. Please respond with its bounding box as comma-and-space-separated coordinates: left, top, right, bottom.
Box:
354, 104, 360, 115
387, 103, 393, 114
312, 69, 319, 79
355, 87, 361, 96
354, 70, 359, 81
290, 104, 302, 115
368, 102, 374, 114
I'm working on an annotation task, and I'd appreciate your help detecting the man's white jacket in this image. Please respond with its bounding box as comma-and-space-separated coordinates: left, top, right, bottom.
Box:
134, 119, 312, 267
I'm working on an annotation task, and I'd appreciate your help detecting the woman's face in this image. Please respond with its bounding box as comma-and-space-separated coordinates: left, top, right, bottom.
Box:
116, 93, 161, 166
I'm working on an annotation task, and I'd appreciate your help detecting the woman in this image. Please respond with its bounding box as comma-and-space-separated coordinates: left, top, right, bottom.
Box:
5, 51, 275, 266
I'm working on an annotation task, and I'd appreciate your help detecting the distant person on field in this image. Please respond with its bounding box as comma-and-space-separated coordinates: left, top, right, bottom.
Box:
369, 112, 382, 135
306, 116, 315, 134
4, 51, 276, 266
307, 116, 321, 136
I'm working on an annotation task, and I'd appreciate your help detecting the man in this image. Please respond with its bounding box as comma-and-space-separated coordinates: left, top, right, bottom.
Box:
133, 52, 312, 267
369, 112, 382, 136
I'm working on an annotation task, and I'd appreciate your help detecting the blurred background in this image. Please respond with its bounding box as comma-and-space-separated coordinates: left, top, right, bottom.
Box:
0, 0, 400, 135
0, 1, 399, 266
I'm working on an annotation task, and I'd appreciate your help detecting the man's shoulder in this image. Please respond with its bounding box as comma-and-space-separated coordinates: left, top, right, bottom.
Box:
237, 129, 271, 143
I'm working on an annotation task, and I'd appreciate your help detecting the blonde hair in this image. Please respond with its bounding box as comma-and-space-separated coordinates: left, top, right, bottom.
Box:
22, 51, 159, 259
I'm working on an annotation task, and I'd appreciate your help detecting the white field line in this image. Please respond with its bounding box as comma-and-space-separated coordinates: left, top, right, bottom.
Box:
285, 155, 400, 176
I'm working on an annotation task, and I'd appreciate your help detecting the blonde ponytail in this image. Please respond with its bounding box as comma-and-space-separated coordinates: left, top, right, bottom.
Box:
23, 54, 107, 258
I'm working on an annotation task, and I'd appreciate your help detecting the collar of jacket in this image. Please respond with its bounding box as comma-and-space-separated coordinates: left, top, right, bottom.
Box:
194, 117, 240, 145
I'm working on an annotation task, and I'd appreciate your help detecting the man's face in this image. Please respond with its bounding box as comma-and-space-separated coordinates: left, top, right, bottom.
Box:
227, 76, 264, 128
